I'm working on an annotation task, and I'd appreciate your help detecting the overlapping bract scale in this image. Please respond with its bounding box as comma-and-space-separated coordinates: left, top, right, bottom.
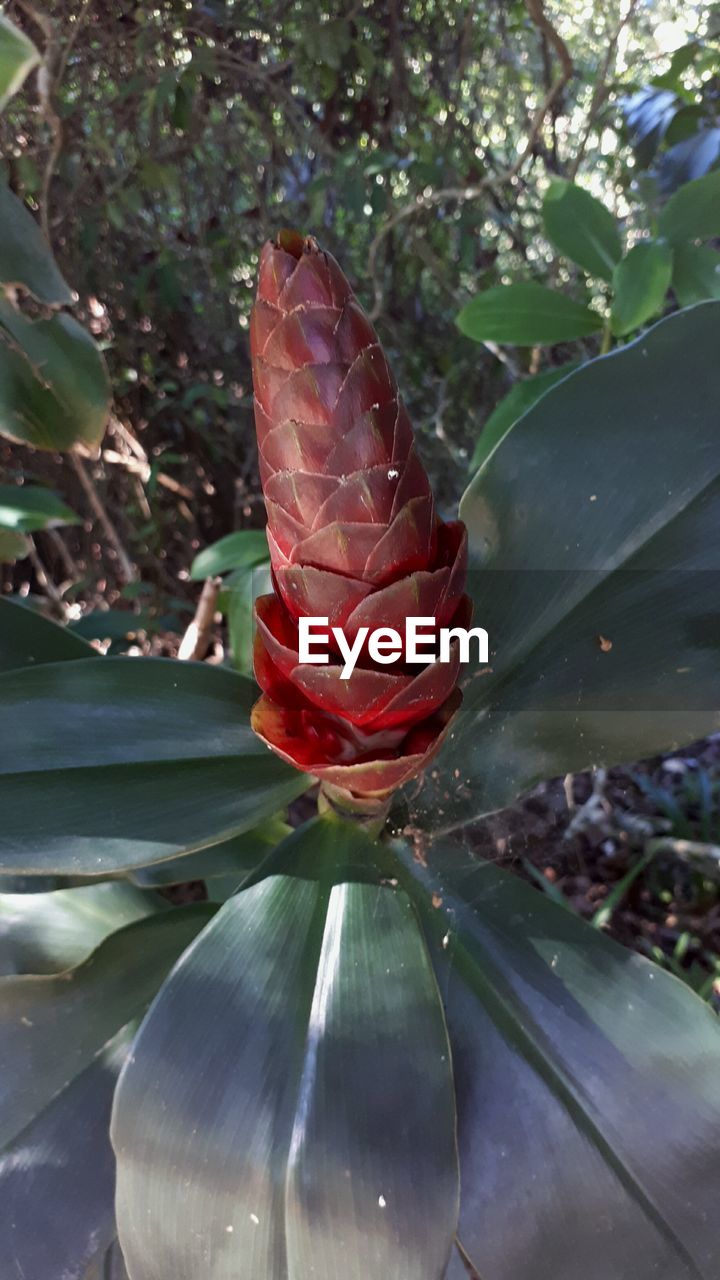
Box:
250, 231, 469, 799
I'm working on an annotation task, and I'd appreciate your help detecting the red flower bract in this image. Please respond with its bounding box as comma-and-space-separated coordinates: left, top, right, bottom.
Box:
250, 229, 469, 802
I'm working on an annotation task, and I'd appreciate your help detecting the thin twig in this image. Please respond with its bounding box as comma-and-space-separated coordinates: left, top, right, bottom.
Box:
568, 0, 640, 180
55, 0, 93, 85
101, 448, 194, 501
45, 528, 78, 583
27, 536, 67, 615
177, 577, 221, 662
70, 453, 137, 584
366, 0, 574, 320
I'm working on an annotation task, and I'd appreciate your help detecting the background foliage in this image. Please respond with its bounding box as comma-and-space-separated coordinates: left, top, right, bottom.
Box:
2, 0, 719, 578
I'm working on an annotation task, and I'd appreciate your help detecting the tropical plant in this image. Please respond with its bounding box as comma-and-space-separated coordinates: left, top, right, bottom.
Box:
1, 218, 720, 1278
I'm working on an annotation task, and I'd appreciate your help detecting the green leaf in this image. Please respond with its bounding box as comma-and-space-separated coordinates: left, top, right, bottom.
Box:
659, 168, 720, 243
470, 362, 579, 470
0, 1033, 128, 1279
222, 560, 272, 675
0, 892, 212, 1278
0, 300, 110, 450
0, 182, 72, 305
0, 483, 79, 532
423, 304, 720, 831
0, 881, 159, 976
393, 837, 720, 1280
542, 180, 623, 281
0, 527, 29, 562
113, 815, 458, 1280
457, 283, 603, 346
610, 240, 673, 336
189, 529, 270, 579
0, 597, 95, 672
0, 903, 213, 1151
672, 243, 720, 305
0, 12, 40, 111
128, 819, 290, 890
0, 657, 310, 874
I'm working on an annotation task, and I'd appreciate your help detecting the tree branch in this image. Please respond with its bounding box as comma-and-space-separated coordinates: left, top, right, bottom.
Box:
70, 453, 137, 585
568, 0, 640, 180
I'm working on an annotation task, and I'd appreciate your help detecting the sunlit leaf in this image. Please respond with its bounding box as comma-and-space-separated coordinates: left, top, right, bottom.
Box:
0, 182, 72, 305
0, 300, 110, 450
0, 13, 39, 111
457, 283, 602, 346
610, 240, 673, 336
0, 483, 80, 533
543, 180, 623, 281
189, 529, 270, 580
113, 815, 458, 1280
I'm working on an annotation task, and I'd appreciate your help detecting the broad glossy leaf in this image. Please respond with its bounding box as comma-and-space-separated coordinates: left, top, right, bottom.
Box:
0, 13, 39, 110
0, 886, 208, 1279
0, 527, 29, 562
610, 240, 672, 335
470, 362, 579, 471
0, 482, 79, 532
659, 168, 720, 242
0, 182, 72, 305
457, 283, 602, 346
392, 837, 720, 1280
128, 818, 290, 889
672, 243, 720, 305
0, 903, 213, 1151
0, 300, 110, 450
542, 180, 622, 281
422, 303, 720, 830
0, 881, 159, 975
0, 1032, 129, 1280
0, 657, 310, 873
190, 528, 269, 579
113, 816, 458, 1280
0, 596, 95, 671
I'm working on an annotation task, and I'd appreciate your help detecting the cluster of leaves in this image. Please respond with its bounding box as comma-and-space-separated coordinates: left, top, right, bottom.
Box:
0, 15, 110, 575
459, 167, 720, 468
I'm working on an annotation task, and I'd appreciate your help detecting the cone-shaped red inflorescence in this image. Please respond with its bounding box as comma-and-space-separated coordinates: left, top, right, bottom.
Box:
250, 230, 469, 801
